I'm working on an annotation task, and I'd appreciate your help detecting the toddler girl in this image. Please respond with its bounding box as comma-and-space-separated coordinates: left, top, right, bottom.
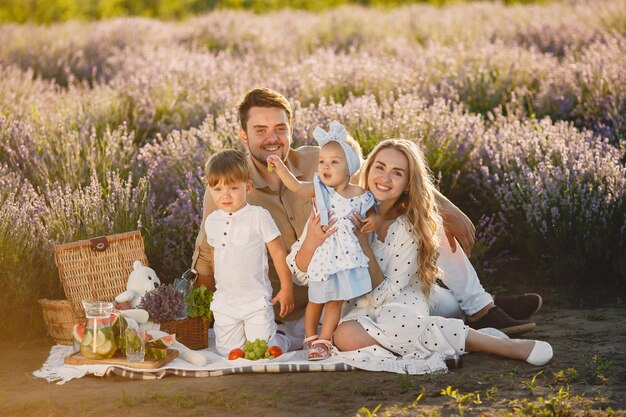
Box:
267, 121, 378, 360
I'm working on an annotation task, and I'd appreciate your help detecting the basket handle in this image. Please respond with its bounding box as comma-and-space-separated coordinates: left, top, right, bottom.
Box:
90, 236, 109, 252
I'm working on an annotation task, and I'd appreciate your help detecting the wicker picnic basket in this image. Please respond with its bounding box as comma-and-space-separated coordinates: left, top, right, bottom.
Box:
38, 299, 75, 345
53, 230, 149, 318
160, 317, 210, 350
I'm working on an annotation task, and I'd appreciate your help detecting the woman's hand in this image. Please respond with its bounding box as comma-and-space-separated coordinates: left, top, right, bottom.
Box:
349, 212, 384, 289
349, 212, 371, 246
305, 208, 337, 248
294, 208, 337, 272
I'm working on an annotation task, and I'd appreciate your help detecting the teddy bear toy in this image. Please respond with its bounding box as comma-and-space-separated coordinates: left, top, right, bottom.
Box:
115, 260, 161, 330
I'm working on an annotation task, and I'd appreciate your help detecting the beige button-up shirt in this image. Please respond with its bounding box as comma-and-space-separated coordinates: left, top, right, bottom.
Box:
192, 146, 319, 320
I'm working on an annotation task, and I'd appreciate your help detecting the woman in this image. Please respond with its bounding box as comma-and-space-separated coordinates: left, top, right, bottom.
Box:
288, 139, 552, 372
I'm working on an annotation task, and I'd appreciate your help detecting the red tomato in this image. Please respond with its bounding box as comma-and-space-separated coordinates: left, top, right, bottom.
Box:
228, 348, 245, 360
267, 345, 283, 358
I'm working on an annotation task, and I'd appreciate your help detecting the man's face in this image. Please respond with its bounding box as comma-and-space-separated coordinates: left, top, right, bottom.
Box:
239, 106, 292, 168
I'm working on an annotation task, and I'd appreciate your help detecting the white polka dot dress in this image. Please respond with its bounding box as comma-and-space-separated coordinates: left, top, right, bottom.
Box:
306, 187, 376, 303
341, 217, 469, 363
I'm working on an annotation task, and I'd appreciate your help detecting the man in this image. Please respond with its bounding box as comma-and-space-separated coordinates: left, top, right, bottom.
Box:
192, 88, 542, 348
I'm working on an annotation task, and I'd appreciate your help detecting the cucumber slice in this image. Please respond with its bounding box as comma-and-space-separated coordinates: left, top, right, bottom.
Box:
82, 331, 93, 346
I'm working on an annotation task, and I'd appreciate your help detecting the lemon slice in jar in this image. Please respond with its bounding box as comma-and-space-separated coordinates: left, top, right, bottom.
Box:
96, 340, 113, 356
93, 330, 106, 347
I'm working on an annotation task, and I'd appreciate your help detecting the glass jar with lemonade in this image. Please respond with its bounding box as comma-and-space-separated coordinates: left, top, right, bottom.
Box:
80, 301, 120, 359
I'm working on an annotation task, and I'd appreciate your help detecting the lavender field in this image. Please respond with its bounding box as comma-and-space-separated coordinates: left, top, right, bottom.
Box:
1, 0, 625, 335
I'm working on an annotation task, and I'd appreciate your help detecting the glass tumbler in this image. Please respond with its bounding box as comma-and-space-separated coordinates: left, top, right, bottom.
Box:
124, 328, 146, 363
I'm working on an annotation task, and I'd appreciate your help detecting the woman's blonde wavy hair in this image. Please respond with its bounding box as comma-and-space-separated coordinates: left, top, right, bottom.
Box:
361, 139, 441, 297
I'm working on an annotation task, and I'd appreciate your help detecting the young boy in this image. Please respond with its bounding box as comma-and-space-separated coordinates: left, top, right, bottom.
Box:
204, 149, 294, 356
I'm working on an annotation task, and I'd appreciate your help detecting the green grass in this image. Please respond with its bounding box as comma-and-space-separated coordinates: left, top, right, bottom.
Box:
440, 385, 482, 417
592, 355, 613, 385
521, 371, 544, 396
552, 368, 580, 385
510, 387, 573, 417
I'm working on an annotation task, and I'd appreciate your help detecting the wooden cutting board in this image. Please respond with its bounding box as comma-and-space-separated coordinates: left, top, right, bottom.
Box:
64, 349, 179, 369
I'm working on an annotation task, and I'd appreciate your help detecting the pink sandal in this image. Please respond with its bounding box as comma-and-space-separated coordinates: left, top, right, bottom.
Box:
303, 335, 318, 350
308, 339, 332, 361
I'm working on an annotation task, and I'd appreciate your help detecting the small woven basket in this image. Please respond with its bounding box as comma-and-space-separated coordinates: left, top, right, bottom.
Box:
160, 317, 209, 350
54, 230, 149, 318
38, 299, 77, 345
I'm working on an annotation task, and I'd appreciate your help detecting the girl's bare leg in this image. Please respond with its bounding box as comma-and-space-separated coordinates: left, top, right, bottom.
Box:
319, 300, 343, 341
305, 302, 324, 339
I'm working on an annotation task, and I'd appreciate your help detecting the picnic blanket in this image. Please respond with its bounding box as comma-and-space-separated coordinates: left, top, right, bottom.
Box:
34, 329, 457, 384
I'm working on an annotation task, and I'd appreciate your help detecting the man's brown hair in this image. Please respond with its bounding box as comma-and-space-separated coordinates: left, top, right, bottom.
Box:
237, 87, 293, 131
205, 149, 250, 187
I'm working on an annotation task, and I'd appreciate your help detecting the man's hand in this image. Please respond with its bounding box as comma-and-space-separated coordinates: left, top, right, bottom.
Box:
272, 288, 294, 318
440, 199, 475, 256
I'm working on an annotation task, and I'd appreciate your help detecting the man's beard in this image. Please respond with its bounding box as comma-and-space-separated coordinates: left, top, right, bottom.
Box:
248, 147, 288, 167
250, 151, 269, 167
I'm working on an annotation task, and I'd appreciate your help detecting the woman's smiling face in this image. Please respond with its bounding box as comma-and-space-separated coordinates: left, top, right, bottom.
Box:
366, 147, 409, 204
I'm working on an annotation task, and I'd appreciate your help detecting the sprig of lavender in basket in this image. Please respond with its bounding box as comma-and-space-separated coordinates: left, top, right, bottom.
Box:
139, 283, 182, 323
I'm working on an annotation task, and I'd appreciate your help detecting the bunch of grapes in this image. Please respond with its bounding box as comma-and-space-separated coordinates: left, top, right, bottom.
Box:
228, 339, 283, 360
243, 338, 273, 360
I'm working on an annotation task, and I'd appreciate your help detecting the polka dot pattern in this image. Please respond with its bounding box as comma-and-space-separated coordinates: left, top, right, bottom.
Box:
341, 216, 469, 361
307, 188, 376, 283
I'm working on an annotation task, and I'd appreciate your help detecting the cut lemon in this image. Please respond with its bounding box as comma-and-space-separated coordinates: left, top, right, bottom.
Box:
96, 340, 113, 356
93, 330, 106, 347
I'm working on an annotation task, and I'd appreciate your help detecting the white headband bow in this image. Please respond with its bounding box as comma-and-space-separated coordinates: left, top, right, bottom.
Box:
312, 121, 360, 178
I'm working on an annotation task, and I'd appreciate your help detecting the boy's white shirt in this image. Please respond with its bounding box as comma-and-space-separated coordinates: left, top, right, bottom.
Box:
205, 203, 281, 314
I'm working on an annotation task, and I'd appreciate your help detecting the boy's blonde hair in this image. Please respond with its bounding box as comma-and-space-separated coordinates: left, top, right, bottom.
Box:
361, 139, 440, 298
205, 149, 250, 187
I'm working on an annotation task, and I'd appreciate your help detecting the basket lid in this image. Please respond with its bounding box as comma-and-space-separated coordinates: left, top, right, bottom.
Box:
53, 230, 149, 317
